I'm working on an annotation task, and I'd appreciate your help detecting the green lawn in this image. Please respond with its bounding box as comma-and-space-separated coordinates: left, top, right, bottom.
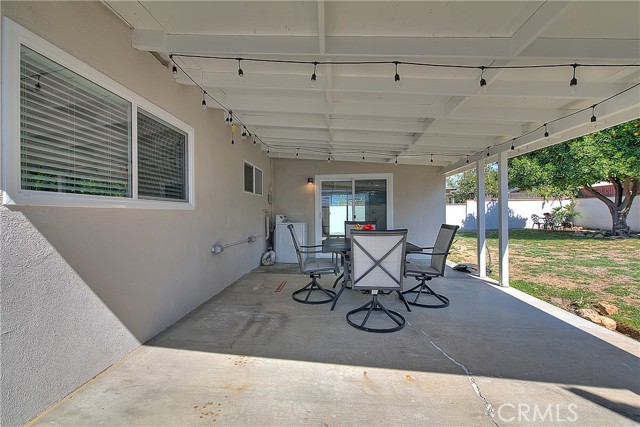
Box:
448, 229, 640, 338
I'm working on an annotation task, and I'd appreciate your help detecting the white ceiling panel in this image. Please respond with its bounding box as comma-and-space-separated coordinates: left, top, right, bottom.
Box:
104, 0, 640, 169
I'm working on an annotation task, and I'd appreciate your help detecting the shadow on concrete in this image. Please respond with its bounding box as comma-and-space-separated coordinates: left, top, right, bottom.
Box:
565, 387, 640, 421
461, 201, 528, 231
146, 267, 640, 421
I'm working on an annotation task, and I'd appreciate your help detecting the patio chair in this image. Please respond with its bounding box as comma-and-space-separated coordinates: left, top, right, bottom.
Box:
344, 220, 377, 238
403, 224, 459, 309
288, 224, 338, 304
346, 230, 410, 333
531, 214, 543, 229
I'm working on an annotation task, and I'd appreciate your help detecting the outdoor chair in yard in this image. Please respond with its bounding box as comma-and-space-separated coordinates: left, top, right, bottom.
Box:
531, 214, 543, 229
288, 224, 339, 304
346, 230, 411, 333
403, 224, 459, 309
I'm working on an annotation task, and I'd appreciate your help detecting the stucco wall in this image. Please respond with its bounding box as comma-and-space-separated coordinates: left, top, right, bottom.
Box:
0, 2, 271, 425
574, 197, 640, 231
272, 159, 445, 247
447, 199, 568, 230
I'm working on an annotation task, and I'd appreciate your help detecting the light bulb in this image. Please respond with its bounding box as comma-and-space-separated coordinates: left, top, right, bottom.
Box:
569, 64, 578, 93
238, 59, 245, 82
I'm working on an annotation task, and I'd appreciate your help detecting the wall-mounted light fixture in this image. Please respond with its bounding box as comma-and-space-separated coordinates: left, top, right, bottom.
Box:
307, 177, 314, 184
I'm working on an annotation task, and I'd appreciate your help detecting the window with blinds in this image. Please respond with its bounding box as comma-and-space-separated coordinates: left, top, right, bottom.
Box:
20, 46, 131, 197
138, 111, 186, 201
14, 43, 191, 206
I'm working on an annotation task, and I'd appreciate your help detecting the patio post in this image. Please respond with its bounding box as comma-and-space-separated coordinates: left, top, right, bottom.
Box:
475, 160, 487, 277
498, 151, 509, 287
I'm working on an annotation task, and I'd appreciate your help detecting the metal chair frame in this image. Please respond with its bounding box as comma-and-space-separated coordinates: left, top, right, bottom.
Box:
288, 224, 338, 305
346, 230, 410, 333
403, 224, 459, 309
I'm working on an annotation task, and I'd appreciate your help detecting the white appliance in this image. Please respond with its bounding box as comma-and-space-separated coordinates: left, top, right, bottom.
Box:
275, 222, 306, 263
275, 214, 288, 223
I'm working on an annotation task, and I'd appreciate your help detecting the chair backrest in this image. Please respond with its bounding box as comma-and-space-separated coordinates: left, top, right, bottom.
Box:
430, 224, 460, 275
350, 230, 407, 291
344, 220, 377, 238
531, 214, 540, 223
287, 224, 305, 271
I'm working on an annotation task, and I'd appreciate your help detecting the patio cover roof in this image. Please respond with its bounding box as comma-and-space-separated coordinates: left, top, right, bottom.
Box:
103, 1, 640, 172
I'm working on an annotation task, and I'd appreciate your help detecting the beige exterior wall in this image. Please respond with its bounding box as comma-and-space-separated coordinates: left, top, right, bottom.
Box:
272, 159, 445, 247
0, 2, 271, 425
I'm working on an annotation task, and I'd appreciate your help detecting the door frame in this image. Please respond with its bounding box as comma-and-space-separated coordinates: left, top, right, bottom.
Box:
314, 173, 394, 245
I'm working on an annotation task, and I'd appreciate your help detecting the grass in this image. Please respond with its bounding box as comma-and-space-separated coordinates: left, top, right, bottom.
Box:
448, 229, 640, 338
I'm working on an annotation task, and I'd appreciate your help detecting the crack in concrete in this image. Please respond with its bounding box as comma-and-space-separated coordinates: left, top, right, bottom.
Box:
409, 322, 499, 427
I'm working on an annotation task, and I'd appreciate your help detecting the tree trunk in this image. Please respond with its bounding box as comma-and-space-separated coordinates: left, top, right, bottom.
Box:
585, 178, 638, 237
612, 206, 631, 237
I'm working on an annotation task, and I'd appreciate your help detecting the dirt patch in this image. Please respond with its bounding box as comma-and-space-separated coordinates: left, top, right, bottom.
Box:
616, 323, 640, 340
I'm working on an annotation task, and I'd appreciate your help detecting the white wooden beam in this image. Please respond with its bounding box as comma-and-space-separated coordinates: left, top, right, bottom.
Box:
498, 150, 509, 287
133, 30, 640, 61
509, 2, 574, 57
476, 159, 487, 278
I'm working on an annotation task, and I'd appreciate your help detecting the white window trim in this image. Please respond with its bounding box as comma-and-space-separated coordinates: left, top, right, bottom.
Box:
1, 18, 195, 210
243, 160, 263, 196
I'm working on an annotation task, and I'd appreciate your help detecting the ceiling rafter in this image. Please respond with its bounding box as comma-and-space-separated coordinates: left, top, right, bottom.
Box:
109, 1, 640, 167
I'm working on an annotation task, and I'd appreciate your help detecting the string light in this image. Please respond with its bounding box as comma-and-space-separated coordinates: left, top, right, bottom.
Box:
430, 154, 434, 163
241, 126, 248, 139
253, 136, 257, 144
362, 152, 365, 160
237, 58, 244, 82
394, 61, 401, 88
34, 75, 41, 91
201, 91, 207, 110
327, 154, 331, 163
544, 123, 549, 137
169, 54, 639, 167
479, 66, 487, 93
296, 148, 299, 158
570, 63, 578, 92
230, 124, 235, 145
510, 139, 515, 150
590, 105, 597, 123
311, 62, 317, 87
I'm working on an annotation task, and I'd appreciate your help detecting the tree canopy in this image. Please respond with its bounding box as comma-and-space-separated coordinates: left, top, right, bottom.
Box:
446, 165, 498, 203
447, 119, 639, 235
509, 119, 639, 235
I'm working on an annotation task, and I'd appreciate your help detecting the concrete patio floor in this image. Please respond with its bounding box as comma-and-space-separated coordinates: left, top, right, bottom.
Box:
30, 266, 639, 426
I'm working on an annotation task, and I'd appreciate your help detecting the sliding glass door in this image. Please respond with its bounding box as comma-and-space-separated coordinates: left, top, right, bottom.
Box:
317, 174, 392, 242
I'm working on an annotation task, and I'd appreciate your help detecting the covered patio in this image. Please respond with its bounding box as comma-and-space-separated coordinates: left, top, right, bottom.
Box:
30, 266, 638, 426
1, 1, 638, 425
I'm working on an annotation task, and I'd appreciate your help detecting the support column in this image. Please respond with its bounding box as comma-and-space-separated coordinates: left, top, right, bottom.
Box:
476, 160, 487, 277
498, 151, 509, 287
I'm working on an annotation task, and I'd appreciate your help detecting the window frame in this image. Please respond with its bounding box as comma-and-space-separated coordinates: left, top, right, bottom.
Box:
2, 18, 195, 209
243, 160, 263, 196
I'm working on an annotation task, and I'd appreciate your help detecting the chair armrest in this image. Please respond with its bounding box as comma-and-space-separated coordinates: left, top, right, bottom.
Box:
300, 243, 323, 249
406, 250, 450, 256
299, 248, 324, 255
